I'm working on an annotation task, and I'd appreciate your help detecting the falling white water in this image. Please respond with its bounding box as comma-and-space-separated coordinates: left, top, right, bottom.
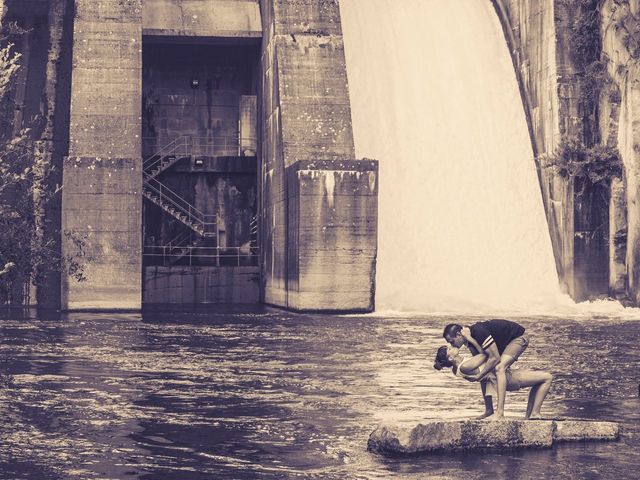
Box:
340, 0, 562, 313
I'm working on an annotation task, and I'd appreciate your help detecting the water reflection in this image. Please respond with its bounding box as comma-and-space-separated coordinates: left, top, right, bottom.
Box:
0, 310, 639, 479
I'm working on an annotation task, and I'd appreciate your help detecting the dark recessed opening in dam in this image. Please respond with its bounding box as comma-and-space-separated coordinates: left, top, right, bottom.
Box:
141, 40, 260, 306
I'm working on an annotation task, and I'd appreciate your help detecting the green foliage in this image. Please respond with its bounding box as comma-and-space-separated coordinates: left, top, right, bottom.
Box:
545, 140, 622, 186
583, 59, 610, 105
567, 0, 601, 70
0, 41, 87, 305
562, 1, 605, 96
0, 43, 20, 100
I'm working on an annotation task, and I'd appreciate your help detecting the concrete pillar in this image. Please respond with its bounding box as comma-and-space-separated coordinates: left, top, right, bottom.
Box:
61, 0, 142, 310
239, 95, 257, 156
260, 0, 378, 312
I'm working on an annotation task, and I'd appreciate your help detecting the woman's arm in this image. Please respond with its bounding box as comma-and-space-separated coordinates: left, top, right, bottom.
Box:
458, 353, 488, 375
461, 327, 484, 353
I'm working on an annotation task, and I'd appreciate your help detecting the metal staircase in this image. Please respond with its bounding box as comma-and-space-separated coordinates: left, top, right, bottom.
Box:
142, 137, 216, 237
143, 136, 191, 179
165, 230, 209, 265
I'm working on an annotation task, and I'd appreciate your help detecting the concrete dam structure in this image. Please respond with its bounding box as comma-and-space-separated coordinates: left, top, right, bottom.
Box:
1, 0, 377, 312
3, 0, 640, 311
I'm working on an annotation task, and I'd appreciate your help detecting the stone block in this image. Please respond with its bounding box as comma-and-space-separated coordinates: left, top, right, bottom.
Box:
288, 289, 372, 312
62, 262, 141, 310
70, 67, 141, 87
70, 2, 141, 160
72, 35, 141, 68
142, 266, 260, 304
283, 159, 378, 312
143, 0, 262, 37
63, 207, 141, 233
368, 419, 620, 455
554, 420, 620, 442
75, 0, 142, 22
61, 156, 142, 310
271, 0, 343, 36
277, 35, 350, 101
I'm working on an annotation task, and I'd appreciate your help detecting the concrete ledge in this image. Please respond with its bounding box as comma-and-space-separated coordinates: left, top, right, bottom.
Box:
554, 419, 620, 442
368, 420, 620, 455
143, 0, 262, 38
282, 158, 378, 312
143, 266, 260, 304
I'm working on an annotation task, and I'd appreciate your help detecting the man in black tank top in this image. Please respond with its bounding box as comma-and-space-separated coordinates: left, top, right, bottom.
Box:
443, 319, 529, 420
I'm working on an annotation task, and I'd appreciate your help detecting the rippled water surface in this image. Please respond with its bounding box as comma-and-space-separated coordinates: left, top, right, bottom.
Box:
1, 309, 639, 479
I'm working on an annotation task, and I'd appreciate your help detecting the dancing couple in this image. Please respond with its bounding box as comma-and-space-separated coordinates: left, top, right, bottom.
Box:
434, 319, 553, 420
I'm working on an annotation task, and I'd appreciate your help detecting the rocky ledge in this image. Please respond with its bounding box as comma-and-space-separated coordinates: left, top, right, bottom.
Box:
368, 419, 620, 455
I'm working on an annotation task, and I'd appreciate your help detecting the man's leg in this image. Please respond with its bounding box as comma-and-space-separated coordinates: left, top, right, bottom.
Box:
486, 336, 529, 419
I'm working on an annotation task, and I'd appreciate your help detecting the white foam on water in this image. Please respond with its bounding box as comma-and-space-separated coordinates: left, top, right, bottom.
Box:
340, 0, 637, 317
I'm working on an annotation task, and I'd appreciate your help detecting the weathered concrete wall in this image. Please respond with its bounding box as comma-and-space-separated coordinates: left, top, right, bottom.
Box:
493, 0, 611, 301
286, 160, 377, 311
602, 0, 640, 303
143, 266, 259, 303
260, 0, 377, 312
61, 0, 142, 309
143, 0, 261, 38
142, 43, 258, 158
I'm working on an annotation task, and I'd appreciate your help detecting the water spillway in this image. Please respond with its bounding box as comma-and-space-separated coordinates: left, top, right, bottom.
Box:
340, 0, 560, 313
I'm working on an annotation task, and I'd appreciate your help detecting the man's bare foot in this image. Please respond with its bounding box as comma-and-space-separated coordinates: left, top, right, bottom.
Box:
482, 413, 505, 421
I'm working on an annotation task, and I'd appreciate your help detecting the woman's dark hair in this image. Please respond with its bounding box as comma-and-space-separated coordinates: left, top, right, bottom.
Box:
433, 345, 454, 371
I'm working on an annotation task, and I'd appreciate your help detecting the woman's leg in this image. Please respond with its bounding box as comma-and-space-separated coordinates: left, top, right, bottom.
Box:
509, 370, 553, 419
526, 385, 539, 419
477, 379, 494, 419
529, 373, 552, 418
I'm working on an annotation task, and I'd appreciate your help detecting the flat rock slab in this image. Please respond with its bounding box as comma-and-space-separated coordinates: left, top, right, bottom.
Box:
368, 419, 620, 454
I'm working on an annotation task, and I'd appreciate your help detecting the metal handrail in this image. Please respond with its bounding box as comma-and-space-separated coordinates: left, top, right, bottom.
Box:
143, 136, 190, 169
185, 136, 239, 157
165, 230, 192, 251
143, 173, 217, 235
142, 134, 245, 159
143, 137, 192, 177
143, 245, 259, 267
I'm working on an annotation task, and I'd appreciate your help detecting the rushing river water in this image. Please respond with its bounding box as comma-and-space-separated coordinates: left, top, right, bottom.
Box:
1, 309, 639, 479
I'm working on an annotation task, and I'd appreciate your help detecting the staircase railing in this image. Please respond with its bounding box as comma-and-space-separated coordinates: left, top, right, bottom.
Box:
165, 230, 192, 252
143, 245, 259, 267
143, 136, 191, 177
143, 172, 217, 237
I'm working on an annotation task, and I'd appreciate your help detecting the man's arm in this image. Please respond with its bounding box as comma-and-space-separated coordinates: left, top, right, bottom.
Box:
463, 343, 501, 382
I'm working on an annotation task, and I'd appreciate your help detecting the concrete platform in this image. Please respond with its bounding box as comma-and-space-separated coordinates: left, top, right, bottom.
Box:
368, 419, 620, 455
